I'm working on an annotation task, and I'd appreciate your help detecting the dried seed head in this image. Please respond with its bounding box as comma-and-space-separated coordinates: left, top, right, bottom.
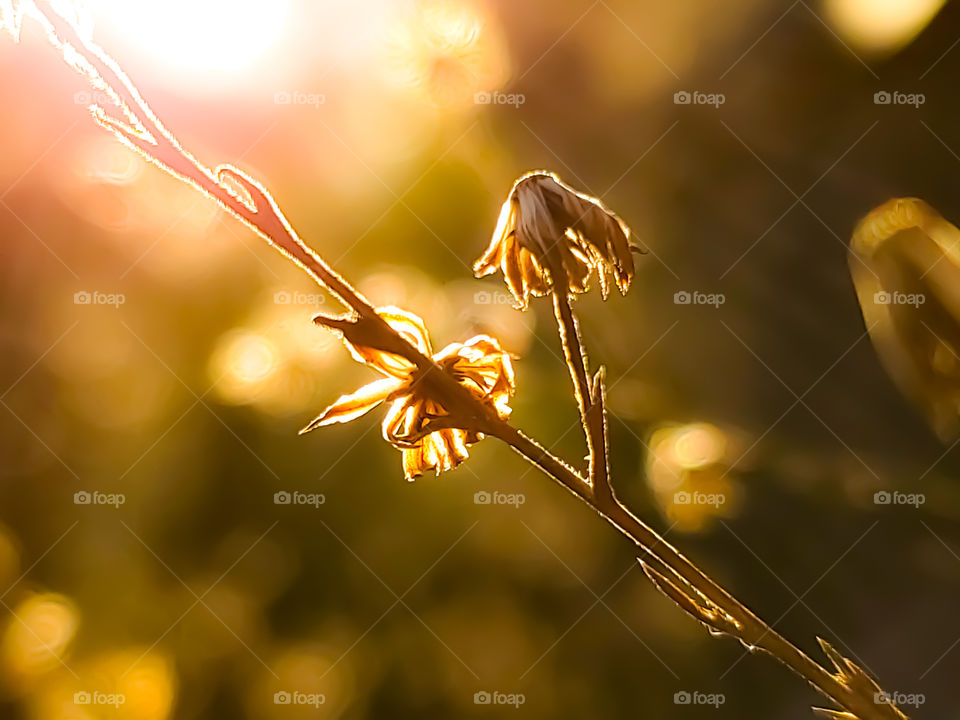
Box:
474, 170, 637, 308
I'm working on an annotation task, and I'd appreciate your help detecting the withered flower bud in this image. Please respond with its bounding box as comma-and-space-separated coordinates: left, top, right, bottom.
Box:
474, 171, 636, 308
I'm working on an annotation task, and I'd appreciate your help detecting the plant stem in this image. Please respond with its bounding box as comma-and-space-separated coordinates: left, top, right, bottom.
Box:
492, 423, 902, 720
550, 291, 612, 500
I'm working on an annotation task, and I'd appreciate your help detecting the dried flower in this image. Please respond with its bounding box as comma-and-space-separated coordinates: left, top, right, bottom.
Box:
301, 307, 515, 480
473, 171, 636, 308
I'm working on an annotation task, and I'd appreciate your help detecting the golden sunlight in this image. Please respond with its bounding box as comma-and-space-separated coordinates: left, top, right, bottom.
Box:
85, 0, 289, 72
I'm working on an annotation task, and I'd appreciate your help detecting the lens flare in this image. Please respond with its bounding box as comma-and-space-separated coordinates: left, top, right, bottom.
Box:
85, 0, 289, 73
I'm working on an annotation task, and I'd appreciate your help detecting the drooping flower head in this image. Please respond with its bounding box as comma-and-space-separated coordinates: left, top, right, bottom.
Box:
302, 307, 515, 480
473, 171, 637, 308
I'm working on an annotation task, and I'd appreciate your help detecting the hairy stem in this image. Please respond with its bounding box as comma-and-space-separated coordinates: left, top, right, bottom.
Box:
492, 423, 901, 720
550, 291, 612, 501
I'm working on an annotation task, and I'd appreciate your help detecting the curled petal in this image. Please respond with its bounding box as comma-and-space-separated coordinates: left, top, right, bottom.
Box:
435, 334, 516, 419
500, 234, 528, 308
474, 197, 514, 278
402, 429, 472, 480
300, 377, 404, 434
378, 307, 431, 355
557, 180, 634, 291
316, 306, 431, 379
519, 246, 550, 298
382, 395, 426, 446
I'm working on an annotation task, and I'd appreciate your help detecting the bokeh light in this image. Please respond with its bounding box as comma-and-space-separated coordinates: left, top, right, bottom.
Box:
248, 643, 353, 719
208, 290, 341, 414
645, 422, 743, 532
824, 0, 947, 53
1, 593, 79, 681
384, 0, 509, 107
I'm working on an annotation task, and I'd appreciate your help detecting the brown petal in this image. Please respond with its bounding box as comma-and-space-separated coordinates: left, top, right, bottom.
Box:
378, 307, 432, 355
381, 395, 420, 446
515, 175, 562, 260
300, 377, 404, 434
473, 197, 515, 278
402, 430, 471, 480
315, 306, 431, 379
402, 445, 429, 480
500, 233, 528, 308
519, 247, 550, 297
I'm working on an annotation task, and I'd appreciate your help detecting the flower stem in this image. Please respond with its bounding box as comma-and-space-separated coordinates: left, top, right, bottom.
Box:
492, 422, 904, 720
550, 291, 613, 502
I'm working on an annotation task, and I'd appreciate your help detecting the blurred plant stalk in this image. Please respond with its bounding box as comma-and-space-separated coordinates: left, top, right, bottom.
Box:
6, 2, 908, 718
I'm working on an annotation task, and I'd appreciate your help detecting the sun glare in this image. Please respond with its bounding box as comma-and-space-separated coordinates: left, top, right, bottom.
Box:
85, 0, 289, 73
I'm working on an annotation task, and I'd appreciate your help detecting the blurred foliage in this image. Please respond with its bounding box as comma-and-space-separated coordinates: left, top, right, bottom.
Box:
1, 0, 959, 718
